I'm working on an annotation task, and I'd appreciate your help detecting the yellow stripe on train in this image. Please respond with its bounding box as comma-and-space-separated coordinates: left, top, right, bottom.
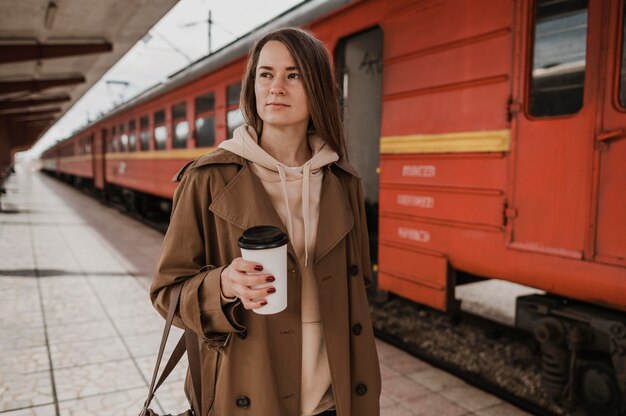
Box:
57, 147, 217, 162
380, 129, 510, 154
105, 148, 216, 160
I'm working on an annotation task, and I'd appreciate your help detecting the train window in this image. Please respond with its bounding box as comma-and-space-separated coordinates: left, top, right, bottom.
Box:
128, 120, 137, 152
196, 116, 215, 147
172, 102, 186, 119
227, 83, 241, 106
154, 110, 167, 150
174, 121, 190, 148
105, 131, 112, 153
172, 102, 189, 149
120, 123, 128, 152
227, 108, 244, 137
196, 92, 215, 147
227, 82, 244, 137
140, 116, 150, 151
196, 92, 215, 113
111, 126, 117, 152
155, 126, 167, 150
529, 0, 588, 117
619, 2, 626, 106
154, 109, 165, 125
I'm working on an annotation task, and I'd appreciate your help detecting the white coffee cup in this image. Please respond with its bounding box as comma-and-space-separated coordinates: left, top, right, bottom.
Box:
238, 225, 289, 315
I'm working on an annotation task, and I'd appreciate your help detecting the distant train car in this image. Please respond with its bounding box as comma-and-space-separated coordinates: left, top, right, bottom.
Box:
42, 133, 94, 187
40, 0, 626, 413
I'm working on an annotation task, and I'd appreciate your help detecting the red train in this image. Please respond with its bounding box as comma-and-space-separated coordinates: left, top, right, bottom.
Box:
40, 0, 626, 413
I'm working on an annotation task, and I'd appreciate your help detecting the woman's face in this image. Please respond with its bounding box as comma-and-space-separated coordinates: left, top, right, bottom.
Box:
254, 40, 310, 132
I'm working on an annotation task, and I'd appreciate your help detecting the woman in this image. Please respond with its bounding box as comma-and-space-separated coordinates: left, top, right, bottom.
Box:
151, 28, 381, 416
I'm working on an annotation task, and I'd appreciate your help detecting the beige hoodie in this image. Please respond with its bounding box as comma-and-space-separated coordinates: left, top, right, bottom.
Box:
218, 125, 340, 415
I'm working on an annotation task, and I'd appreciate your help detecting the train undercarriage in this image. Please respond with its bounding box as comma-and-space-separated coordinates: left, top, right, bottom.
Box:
516, 294, 626, 416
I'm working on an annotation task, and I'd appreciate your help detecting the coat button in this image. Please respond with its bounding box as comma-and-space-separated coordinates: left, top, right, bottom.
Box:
236, 396, 250, 408
352, 323, 362, 335
236, 330, 247, 340
350, 265, 359, 276
356, 383, 367, 396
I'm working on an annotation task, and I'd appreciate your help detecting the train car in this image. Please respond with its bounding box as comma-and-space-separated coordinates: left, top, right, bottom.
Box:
41, 132, 95, 187
40, 0, 626, 413
98, 70, 242, 206
40, 146, 57, 173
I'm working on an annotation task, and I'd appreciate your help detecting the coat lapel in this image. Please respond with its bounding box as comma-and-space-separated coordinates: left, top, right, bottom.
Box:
209, 163, 285, 231
314, 168, 354, 264
209, 163, 299, 260
209, 161, 354, 265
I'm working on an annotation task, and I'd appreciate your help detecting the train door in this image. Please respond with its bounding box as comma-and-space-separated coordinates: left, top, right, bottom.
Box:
99, 128, 107, 191
510, 0, 602, 259
91, 133, 101, 189
593, 0, 626, 267
335, 28, 383, 285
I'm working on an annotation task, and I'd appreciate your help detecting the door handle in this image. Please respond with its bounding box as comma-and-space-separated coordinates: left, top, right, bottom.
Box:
597, 129, 626, 142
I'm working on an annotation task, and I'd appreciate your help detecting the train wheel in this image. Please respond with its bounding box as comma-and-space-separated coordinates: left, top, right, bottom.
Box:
577, 358, 625, 416
137, 193, 149, 217
122, 189, 137, 213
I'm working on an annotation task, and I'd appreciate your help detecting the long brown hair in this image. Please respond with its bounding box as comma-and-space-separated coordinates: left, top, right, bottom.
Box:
240, 27, 346, 159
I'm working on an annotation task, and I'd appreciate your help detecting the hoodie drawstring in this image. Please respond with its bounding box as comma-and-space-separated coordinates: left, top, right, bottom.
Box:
277, 164, 295, 242
277, 162, 312, 267
302, 162, 311, 267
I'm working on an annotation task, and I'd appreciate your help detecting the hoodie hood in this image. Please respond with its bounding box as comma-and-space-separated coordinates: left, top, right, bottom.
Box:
219, 125, 339, 266
219, 125, 339, 175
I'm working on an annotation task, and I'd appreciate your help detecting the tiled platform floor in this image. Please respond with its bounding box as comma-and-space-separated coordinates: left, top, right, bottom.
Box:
0, 164, 530, 415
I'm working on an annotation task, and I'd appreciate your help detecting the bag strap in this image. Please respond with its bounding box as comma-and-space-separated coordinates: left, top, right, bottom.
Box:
185, 324, 204, 412
154, 333, 186, 392
141, 284, 203, 415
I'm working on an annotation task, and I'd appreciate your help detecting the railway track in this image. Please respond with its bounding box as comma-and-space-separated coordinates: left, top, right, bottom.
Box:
107, 200, 169, 234
78, 186, 171, 234
369, 294, 566, 416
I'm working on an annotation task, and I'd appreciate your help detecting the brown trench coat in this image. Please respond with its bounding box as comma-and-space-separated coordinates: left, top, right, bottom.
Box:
150, 148, 381, 416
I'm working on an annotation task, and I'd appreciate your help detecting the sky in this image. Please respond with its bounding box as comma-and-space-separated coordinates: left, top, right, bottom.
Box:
22, 0, 303, 158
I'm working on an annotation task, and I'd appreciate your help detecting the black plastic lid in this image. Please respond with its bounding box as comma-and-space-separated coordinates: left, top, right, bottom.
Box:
238, 225, 289, 250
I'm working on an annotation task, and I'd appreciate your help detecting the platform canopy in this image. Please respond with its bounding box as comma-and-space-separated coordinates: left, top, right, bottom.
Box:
0, 0, 179, 176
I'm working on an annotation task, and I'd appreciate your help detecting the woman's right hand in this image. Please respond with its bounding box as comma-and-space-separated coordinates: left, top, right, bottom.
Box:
220, 257, 276, 310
